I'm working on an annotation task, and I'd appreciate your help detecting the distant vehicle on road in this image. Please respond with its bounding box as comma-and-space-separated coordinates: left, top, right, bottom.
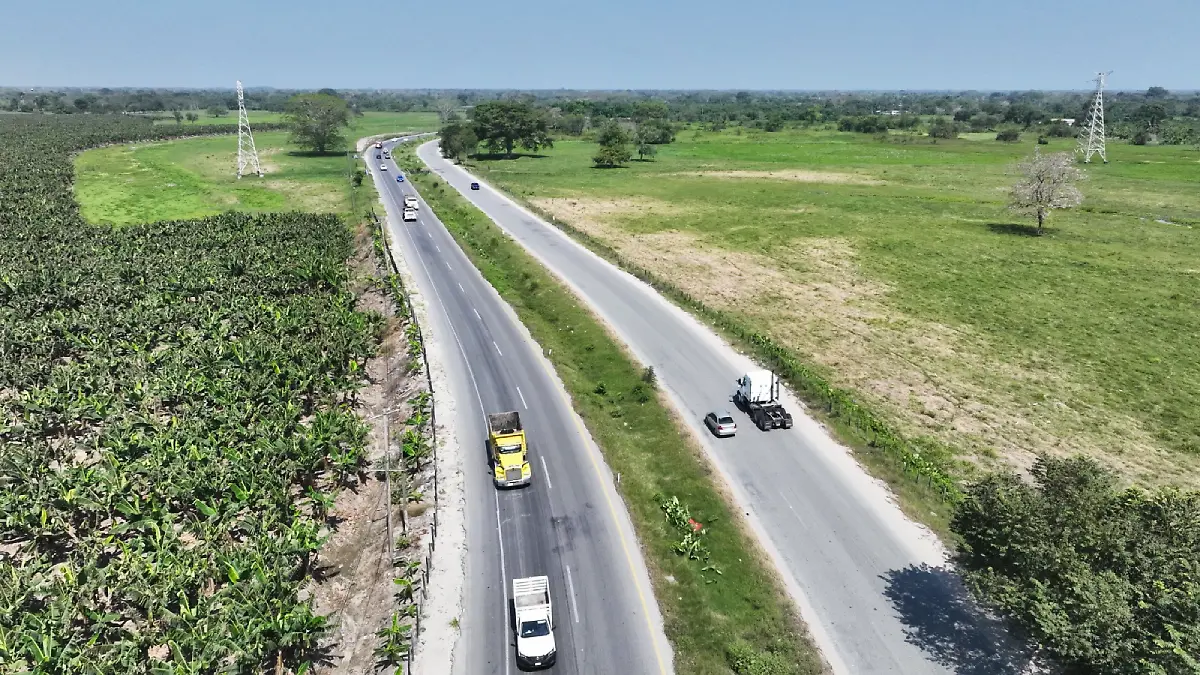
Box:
488, 411, 531, 487
403, 195, 418, 209
402, 208, 417, 222
513, 576, 556, 669
374, 141, 383, 149
380, 164, 387, 171
470, 182, 480, 190
383, 151, 390, 159
376, 153, 381, 159
396, 175, 405, 182
732, 370, 793, 431
704, 411, 737, 437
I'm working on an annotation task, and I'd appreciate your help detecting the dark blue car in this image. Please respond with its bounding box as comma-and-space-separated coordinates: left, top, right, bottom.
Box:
396, 174, 405, 182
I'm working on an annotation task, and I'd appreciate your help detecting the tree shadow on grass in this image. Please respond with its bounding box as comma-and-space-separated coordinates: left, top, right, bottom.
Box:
286, 150, 347, 158
470, 152, 548, 161
882, 564, 1040, 675
987, 222, 1043, 237
590, 165, 630, 170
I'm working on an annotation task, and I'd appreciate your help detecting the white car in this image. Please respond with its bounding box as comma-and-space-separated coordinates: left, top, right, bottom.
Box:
380, 164, 387, 171
402, 208, 417, 222
403, 195, 418, 209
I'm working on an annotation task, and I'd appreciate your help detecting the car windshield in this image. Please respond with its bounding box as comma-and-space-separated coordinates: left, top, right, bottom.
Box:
718, 417, 734, 425
520, 620, 550, 638
498, 444, 522, 454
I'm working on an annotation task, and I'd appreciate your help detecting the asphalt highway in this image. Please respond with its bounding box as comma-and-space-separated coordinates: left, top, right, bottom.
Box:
367, 140, 672, 675
415, 141, 1029, 675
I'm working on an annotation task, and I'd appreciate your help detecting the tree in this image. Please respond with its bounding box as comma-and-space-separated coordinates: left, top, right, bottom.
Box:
172, 110, 184, 126
1146, 86, 1169, 98
73, 98, 89, 113
185, 112, 199, 123
439, 121, 478, 162
636, 140, 657, 161
470, 101, 552, 157
928, 119, 959, 139
1134, 102, 1169, 130
995, 129, 1020, 142
1008, 148, 1084, 235
434, 98, 457, 123
952, 456, 1200, 675
638, 117, 676, 144
593, 121, 632, 167
284, 93, 350, 154
207, 106, 228, 118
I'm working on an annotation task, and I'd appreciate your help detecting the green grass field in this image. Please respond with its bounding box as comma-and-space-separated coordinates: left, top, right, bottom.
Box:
468, 128, 1200, 489
75, 112, 437, 224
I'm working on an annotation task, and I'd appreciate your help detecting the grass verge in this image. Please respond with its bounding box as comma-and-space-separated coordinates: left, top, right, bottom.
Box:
396, 144, 825, 675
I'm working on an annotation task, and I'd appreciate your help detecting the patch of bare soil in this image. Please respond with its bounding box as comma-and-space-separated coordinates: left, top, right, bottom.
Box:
307, 220, 430, 674
533, 197, 1200, 487
666, 169, 884, 185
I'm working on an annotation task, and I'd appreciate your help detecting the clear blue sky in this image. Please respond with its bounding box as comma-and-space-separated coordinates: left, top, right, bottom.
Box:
3, 0, 1195, 91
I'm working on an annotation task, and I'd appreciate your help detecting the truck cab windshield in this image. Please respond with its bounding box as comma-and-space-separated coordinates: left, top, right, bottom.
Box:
520, 620, 551, 638
498, 443, 522, 454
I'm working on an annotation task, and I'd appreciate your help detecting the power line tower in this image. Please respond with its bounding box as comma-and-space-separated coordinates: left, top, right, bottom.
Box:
236, 80, 263, 179
1077, 71, 1110, 164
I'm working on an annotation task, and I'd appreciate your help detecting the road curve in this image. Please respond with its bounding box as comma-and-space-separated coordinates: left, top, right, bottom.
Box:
416, 141, 1031, 675
366, 140, 673, 675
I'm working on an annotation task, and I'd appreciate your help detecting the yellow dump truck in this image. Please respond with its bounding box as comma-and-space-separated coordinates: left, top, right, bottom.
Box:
488, 411, 532, 488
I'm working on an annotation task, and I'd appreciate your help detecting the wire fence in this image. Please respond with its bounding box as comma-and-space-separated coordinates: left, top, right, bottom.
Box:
369, 208, 440, 673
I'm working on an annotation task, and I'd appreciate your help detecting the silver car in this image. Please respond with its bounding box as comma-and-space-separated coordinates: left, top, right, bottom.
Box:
704, 411, 737, 437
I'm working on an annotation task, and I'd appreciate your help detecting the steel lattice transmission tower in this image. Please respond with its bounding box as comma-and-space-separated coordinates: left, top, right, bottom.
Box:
1077, 71, 1111, 164
236, 80, 263, 179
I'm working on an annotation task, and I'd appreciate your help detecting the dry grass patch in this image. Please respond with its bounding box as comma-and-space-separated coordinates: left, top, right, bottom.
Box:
535, 197, 1200, 487
666, 169, 884, 185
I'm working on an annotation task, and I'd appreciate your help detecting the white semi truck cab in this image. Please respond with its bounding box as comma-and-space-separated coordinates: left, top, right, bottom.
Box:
512, 576, 556, 668
733, 369, 794, 431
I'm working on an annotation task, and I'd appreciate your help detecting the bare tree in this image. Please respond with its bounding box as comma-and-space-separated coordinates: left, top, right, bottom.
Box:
1009, 148, 1085, 235
434, 97, 457, 123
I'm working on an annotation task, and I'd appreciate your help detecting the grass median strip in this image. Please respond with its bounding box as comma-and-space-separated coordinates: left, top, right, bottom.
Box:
396, 145, 824, 675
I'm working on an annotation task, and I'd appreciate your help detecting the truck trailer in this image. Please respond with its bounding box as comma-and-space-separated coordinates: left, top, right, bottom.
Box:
732, 370, 794, 431
488, 411, 531, 487
512, 576, 556, 668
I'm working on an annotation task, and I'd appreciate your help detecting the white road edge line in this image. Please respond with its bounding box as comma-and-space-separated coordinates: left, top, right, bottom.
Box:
493, 341, 503, 357
539, 455, 551, 489
564, 565, 580, 624
779, 491, 807, 528
517, 386, 528, 409
494, 489, 511, 675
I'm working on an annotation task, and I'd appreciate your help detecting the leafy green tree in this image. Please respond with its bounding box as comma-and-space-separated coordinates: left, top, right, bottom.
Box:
185, 111, 199, 123
1146, 86, 1170, 98
284, 93, 350, 154
638, 117, 676, 144
952, 456, 1200, 675
928, 119, 959, 139
207, 105, 228, 118
470, 101, 552, 157
172, 110, 184, 125
1135, 102, 1169, 130
593, 121, 632, 167
632, 100, 669, 122
73, 97, 89, 112
440, 120, 478, 162
995, 129, 1020, 142
636, 140, 657, 161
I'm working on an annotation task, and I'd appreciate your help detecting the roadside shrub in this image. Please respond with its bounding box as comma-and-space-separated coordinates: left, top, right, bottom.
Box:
641, 366, 657, 386
996, 129, 1021, 142
1037, 136, 1049, 145
1045, 122, 1075, 138
727, 640, 795, 675
1132, 130, 1151, 146
838, 115, 891, 134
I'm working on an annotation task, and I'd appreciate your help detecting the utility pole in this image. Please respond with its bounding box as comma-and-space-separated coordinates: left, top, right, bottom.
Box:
236, 80, 263, 178
1077, 71, 1110, 164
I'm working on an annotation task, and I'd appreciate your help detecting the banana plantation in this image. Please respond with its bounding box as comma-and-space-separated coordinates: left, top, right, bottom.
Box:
0, 116, 382, 672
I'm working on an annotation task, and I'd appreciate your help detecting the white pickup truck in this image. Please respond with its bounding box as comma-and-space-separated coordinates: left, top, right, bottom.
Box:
512, 576, 556, 668
403, 195, 418, 209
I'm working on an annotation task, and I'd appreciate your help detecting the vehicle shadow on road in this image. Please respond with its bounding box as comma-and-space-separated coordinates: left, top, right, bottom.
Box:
882, 564, 1040, 675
